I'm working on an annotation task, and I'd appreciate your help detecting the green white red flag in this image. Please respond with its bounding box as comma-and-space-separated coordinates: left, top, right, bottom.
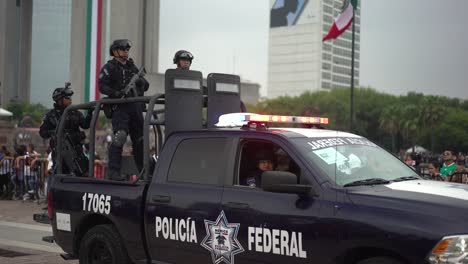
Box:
323, 0, 358, 42
85, 0, 103, 102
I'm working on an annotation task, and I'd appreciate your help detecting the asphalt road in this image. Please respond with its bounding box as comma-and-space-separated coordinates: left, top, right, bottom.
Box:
0, 200, 78, 264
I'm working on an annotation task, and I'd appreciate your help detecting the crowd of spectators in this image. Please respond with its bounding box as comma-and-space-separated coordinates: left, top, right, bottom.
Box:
0, 144, 48, 201
0, 143, 106, 202
402, 150, 468, 183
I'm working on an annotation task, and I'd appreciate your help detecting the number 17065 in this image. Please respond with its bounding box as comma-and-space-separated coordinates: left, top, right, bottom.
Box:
82, 193, 111, 215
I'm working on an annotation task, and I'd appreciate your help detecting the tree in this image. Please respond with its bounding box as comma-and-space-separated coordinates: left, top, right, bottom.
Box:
249, 87, 468, 154
419, 96, 446, 152
379, 105, 402, 153
400, 106, 419, 153
6, 102, 48, 127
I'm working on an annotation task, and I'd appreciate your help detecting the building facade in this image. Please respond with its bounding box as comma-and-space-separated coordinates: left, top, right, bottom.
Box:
30, 0, 72, 108
267, 0, 360, 98
0, 0, 32, 106
0, 0, 261, 108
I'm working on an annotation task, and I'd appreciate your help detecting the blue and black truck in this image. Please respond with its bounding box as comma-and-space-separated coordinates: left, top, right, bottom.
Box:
41, 69, 468, 264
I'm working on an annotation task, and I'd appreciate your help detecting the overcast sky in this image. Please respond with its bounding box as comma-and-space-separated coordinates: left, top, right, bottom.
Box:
159, 0, 468, 99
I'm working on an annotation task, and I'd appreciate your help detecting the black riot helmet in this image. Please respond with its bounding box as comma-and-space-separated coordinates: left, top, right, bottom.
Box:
109, 39, 132, 57
173, 50, 194, 64
255, 148, 274, 162
52, 82, 74, 102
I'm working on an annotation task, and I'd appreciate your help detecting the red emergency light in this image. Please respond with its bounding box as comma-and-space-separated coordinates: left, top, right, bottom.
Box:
246, 114, 329, 125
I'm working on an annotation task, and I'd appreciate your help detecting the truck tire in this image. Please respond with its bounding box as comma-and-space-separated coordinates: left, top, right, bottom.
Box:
79, 224, 131, 264
357, 257, 403, 264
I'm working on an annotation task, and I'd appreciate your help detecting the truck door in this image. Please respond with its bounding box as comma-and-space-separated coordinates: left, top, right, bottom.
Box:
220, 136, 331, 264
145, 135, 235, 264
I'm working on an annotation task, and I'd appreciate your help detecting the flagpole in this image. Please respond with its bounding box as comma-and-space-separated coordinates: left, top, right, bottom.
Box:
349, 7, 356, 132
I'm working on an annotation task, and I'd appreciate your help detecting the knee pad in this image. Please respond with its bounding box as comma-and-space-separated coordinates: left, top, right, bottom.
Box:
112, 130, 128, 147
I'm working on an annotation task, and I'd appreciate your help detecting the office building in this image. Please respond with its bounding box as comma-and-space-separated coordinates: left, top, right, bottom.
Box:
268, 0, 360, 98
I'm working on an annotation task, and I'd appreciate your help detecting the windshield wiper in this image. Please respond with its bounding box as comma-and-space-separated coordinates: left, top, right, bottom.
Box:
343, 178, 391, 187
392, 176, 420, 182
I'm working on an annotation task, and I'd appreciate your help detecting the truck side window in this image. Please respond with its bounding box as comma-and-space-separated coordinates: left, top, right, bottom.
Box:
238, 140, 301, 187
168, 138, 227, 186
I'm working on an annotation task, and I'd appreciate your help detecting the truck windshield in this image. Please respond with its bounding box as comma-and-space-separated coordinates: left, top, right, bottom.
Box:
291, 137, 418, 186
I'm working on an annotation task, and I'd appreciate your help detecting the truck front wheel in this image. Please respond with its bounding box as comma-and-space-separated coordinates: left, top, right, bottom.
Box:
79, 224, 131, 264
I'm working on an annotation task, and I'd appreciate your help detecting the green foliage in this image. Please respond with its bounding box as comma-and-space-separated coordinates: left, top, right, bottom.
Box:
6, 101, 48, 127
251, 88, 468, 153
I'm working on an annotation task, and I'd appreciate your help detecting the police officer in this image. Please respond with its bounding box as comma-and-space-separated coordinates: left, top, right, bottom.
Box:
98, 39, 149, 180
243, 148, 274, 188
39, 83, 92, 176
173, 50, 194, 70
174, 50, 247, 112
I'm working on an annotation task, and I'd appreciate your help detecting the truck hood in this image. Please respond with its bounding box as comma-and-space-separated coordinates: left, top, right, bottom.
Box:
347, 180, 468, 227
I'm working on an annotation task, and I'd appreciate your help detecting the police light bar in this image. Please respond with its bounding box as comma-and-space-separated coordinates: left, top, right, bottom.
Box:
215, 113, 329, 127
246, 114, 329, 125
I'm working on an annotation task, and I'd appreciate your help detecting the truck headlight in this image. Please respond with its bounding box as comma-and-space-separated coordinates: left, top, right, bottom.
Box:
428, 235, 468, 263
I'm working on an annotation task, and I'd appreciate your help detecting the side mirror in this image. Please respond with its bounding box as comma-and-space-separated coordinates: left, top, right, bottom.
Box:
261, 171, 314, 196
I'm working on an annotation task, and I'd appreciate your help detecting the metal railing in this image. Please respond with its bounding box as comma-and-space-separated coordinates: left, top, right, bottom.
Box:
0, 155, 108, 200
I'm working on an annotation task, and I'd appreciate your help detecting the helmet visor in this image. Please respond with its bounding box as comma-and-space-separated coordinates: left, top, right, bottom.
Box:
115, 39, 131, 50
179, 51, 193, 60
63, 88, 74, 97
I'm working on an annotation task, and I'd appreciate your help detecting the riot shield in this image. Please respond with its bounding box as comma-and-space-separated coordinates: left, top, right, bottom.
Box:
164, 69, 203, 136
206, 73, 241, 128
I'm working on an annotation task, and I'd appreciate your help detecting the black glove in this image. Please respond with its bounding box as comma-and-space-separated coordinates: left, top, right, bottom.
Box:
79, 131, 86, 141
112, 90, 124, 98
135, 78, 144, 88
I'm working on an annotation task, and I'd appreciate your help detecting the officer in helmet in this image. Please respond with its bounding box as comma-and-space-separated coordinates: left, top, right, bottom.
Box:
98, 39, 149, 180
172, 50, 247, 112
173, 50, 194, 70
243, 148, 275, 188
39, 83, 93, 175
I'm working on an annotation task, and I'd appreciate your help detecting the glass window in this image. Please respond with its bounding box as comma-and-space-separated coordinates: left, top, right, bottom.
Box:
323, 15, 333, 24
323, 5, 333, 14
168, 138, 228, 186
173, 79, 200, 90
322, 62, 331, 70
237, 140, 301, 188
322, 82, 331, 89
322, 53, 332, 61
292, 137, 417, 186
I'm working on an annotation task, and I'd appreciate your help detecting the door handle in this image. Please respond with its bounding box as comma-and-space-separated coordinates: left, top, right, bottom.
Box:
225, 202, 249, 209
152, 195, 171, 203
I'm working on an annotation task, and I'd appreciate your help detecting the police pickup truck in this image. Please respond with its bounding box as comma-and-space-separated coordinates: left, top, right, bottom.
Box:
44, 70, 468, 264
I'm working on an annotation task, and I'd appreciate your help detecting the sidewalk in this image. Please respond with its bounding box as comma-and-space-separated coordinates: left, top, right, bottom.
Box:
0, 200, 78, 264
0, 200, 46, 225
0, 245, 74, 264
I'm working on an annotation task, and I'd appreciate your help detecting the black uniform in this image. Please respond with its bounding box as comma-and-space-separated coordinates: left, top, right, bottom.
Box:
98, 58, 149, 174
39, 104, 92, 175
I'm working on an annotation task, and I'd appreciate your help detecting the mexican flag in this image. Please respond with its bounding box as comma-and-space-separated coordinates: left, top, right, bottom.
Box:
85, 0, 103, 102
323, 0, 358, 42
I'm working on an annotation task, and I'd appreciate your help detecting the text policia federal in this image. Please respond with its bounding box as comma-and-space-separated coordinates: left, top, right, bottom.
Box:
155, 215, 307, 259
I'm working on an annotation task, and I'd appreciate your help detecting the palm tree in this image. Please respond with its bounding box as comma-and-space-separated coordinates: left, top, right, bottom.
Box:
400, 105, 419, 153
379, 105, 402, 153
419, 96, 446, 152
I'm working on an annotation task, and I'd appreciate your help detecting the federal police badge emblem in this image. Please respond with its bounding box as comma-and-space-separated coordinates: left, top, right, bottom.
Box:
201, 211, 244, 264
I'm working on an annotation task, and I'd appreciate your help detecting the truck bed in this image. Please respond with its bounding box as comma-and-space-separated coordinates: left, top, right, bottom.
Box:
49, 175, 150, 262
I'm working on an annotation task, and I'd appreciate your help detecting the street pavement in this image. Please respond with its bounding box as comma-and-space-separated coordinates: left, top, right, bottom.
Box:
0, 200, 78, 264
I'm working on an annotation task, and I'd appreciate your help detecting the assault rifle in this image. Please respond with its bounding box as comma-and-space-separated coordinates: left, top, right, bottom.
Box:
61, 132, 88, 176
102, 66, 146, 118
121, 66, 147, 98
